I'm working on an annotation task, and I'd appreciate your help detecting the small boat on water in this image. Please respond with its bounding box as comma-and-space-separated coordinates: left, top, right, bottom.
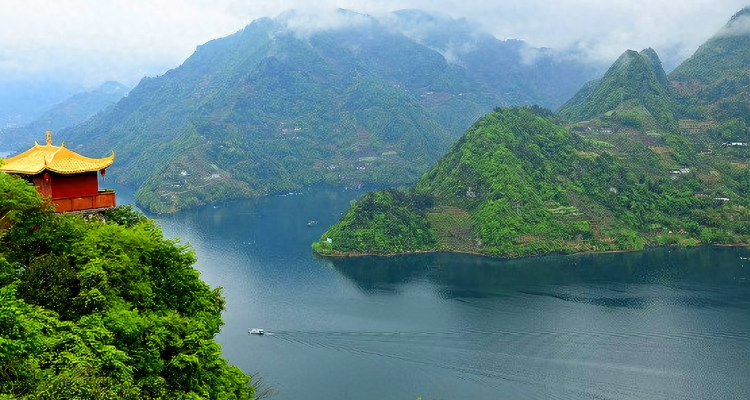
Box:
306, 220, 318, 227
248, 328, 265, 335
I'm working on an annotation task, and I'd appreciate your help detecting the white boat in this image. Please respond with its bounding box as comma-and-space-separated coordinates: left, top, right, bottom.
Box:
248, 328, 264, 335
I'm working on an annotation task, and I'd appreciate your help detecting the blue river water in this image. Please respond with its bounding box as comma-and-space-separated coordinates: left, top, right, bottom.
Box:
115, 185, 750, 400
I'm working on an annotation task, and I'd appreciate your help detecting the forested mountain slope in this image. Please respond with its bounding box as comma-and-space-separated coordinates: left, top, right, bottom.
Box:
557, 48, 678, 132
668, 6, 750, 141
314, 107, 749, 258
559, 7, 749, 143
670, 7, 750, 86
61, 9, 600, 213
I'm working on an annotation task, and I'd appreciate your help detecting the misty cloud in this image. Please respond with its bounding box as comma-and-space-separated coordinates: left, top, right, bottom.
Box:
378, 10, 485, 65
278, 8, 376, 39
717, 8, 750, 38
519, 46, 544, 66
0, 0, 747, 87
439, 40, 480, 65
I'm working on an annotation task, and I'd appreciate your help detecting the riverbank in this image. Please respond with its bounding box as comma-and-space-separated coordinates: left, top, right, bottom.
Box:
314, 242, 750, 261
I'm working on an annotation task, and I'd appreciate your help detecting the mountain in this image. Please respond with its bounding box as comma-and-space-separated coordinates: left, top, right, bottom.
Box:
61, 9, 602, 213
0, 81, 129, 152
668, 6, 750, 140
557, 48, 678, 132
669, 7, 750, 85
313, 107, 749, 258
63, 13, 461, 213
558, 6, 749, 145
0, 80, 83, 129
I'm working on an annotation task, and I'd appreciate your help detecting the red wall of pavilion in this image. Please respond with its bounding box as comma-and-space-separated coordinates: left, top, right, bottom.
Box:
49, 172, 100, 198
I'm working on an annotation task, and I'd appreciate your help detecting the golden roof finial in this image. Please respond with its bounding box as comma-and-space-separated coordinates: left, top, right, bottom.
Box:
46, 130, 52, 145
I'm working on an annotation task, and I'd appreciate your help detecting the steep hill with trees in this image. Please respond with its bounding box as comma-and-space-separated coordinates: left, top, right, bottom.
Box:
557, 48, 678, 132
313, 107, 749, 258
669, 7, 750, 86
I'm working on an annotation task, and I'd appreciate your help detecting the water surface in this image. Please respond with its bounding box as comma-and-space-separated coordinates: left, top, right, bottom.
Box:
121, 186, 750, 400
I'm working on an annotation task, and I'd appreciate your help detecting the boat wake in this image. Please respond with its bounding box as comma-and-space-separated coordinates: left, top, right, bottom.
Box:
257, 328, 749, 398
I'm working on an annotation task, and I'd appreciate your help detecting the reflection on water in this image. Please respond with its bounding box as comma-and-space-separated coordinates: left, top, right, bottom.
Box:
324, 248, 749, 305
114, 184, 750, 400
319, 248, 750, 400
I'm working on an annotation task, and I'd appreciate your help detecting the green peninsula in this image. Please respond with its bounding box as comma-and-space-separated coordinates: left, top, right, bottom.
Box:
313, 106, 749, 258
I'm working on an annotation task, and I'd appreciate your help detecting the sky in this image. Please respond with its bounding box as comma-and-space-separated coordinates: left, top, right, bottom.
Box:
1, 0, 747, 88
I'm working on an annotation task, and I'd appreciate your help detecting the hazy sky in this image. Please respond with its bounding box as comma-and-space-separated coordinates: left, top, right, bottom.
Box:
2, 0, 747, 87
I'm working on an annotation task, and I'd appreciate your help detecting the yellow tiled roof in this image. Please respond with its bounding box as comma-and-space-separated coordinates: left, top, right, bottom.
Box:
1, 132, 114, 175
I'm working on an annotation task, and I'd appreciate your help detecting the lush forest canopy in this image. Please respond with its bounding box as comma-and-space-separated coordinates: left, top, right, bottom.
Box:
0, 172, 254, 399
314, 106, 750, 258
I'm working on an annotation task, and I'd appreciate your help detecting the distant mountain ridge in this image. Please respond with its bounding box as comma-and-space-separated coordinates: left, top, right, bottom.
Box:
0, 80, 84, 129
0, 81, 129, 153
62, 9, 602, 213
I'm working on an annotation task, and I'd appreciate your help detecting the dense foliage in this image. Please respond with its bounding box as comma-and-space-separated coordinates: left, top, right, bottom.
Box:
0, 173, 254, 399
314, 107, 750, 257
60, 10, 600, 214
312, 188, 437, 255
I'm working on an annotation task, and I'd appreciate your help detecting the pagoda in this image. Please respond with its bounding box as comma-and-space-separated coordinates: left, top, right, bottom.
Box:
0, 131, 116, 212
